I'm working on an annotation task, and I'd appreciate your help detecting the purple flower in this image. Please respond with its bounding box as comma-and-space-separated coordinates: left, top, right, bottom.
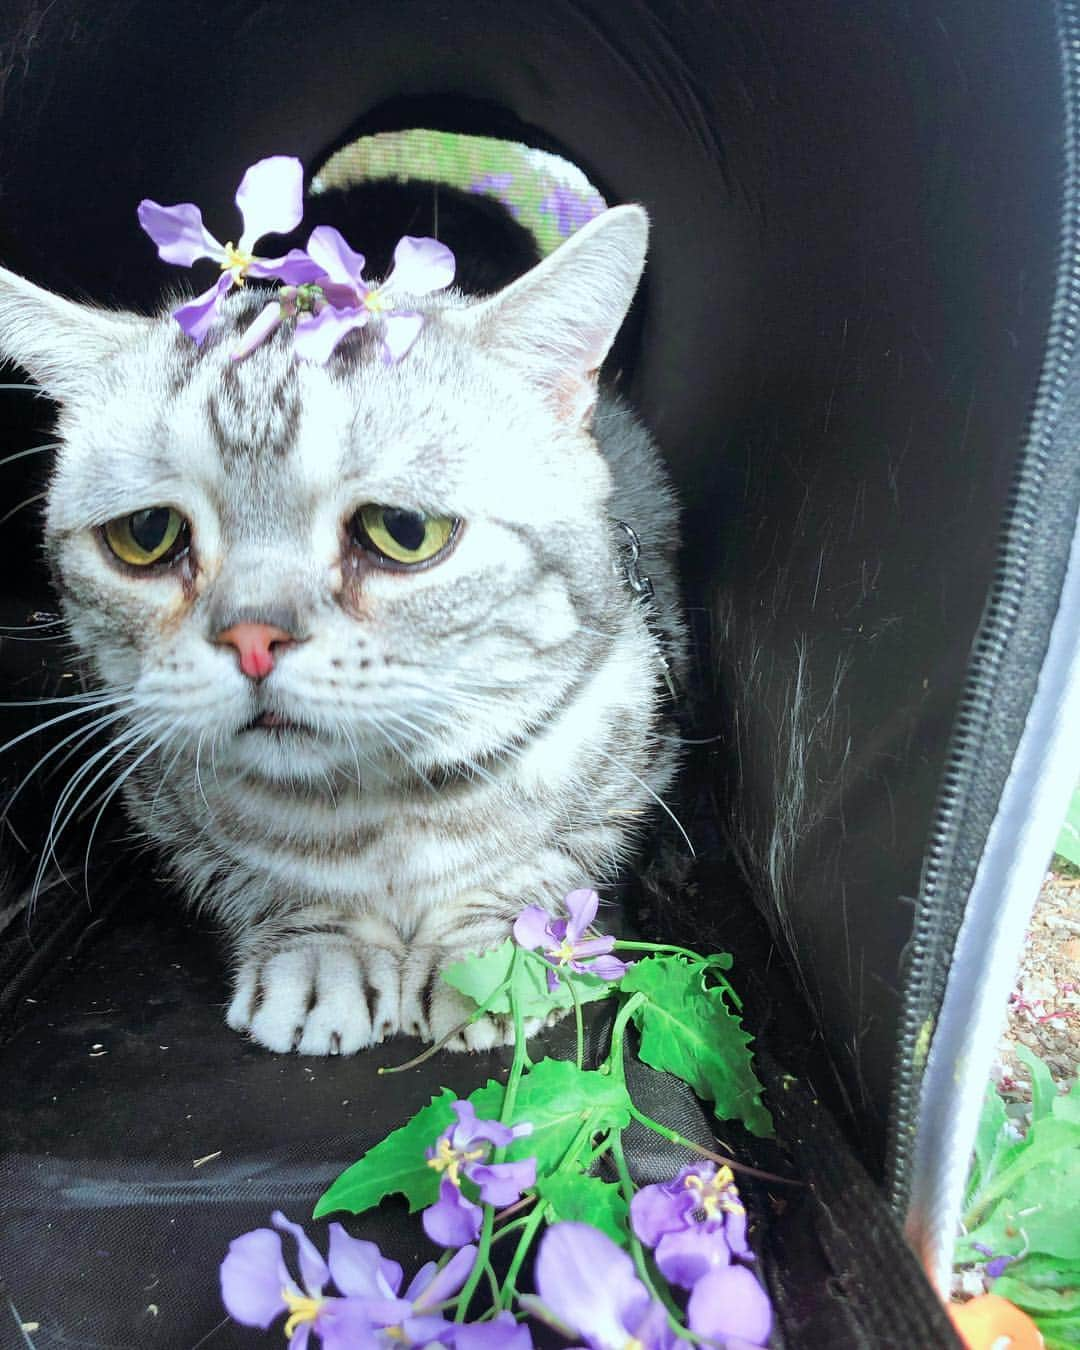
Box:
971, 1243, 1019, 1281
221, 1211, 482, 1348
220, 1211, 392, 1348
513, 889, 629, 990
631, 1163, 751, 1290
282, 227, 455, 365
138, 156, 321, 342
452, 1311, 534, 1349
686, 1265, 772, 1348
422, 1100, 536, 1247
539, 184, 605, 237
524, 1222, 677, 1350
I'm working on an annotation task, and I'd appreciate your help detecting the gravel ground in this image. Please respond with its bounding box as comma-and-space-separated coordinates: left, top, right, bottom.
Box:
995, 865, 1080, 1097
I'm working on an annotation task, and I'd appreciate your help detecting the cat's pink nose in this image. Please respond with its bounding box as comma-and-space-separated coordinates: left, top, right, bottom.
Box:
215, 622, 295, 681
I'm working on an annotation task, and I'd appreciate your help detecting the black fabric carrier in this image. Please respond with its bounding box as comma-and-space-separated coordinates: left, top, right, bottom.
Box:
2, 3, 1079, 1347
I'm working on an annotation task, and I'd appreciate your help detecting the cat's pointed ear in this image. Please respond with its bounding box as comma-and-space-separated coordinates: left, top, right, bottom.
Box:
0, 266, 145, 402
449, 204, 649, 426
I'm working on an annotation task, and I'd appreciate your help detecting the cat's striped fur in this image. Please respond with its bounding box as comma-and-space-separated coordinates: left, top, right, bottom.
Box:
0, 206, 685, 1052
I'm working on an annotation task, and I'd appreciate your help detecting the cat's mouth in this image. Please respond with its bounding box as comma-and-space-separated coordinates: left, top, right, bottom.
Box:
242, 710, 313, 736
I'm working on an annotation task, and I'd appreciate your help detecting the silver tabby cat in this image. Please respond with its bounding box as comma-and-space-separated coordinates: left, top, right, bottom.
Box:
0, 205, 684, 1053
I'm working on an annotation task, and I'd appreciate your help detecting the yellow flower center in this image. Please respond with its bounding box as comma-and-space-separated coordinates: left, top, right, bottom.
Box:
425, 1136, 486, 1187
220, 241, 254, 284
363, 288, 385, 314
684, 1166, 744, 1220
282, 1288, 323, 1339
551, 939, 576, 965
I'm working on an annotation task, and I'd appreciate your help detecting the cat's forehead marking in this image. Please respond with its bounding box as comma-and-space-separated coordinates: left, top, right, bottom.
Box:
204, 356, 302, 468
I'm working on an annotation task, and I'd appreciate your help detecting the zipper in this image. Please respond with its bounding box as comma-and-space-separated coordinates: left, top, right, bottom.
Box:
887, 0, 1080, 1210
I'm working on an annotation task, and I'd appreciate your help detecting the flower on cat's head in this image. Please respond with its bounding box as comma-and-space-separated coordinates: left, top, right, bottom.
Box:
421, 1099, 536, 1247
513, 888, 629, 991
282, 227, 456, 365
138, 156, 321, 343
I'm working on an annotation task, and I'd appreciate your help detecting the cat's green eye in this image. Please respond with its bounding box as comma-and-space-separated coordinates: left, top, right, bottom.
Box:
102, 507, 188, 568
351, 504, 459, 568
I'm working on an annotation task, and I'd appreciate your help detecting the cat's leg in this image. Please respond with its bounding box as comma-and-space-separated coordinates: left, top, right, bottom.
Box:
225, 911, 404, 1054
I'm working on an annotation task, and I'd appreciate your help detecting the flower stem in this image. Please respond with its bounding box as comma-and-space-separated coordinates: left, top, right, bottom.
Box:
606, 991, 647, 1079
568, 974, 584, 1071
625, 1103, 798, 1186
378, 983, 509, 1074
458, 950, 532, 1321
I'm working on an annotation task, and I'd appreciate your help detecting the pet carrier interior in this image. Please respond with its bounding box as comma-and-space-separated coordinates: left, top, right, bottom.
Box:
2, 2, 1079, 1346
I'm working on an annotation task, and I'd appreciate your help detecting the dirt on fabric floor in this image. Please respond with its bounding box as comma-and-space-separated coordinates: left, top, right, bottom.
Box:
995, 865, 1080, 1097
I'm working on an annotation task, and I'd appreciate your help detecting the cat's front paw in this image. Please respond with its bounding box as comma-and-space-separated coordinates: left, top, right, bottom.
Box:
226, 933, 402, 1054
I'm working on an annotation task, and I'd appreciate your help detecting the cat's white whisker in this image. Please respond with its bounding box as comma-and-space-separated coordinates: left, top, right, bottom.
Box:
0, 441, 60, 469
0, 490, 47, 527
82, 724, 178, 896
2, 705, 135, 819
0, 695, 137, 760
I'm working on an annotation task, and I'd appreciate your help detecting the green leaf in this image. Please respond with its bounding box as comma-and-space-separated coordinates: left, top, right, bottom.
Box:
1016, 1044, 1059, 1125
442, 940, 615, 1018
620, 955, 773, 1138
996, 1256, 1080, 1314
1053, 1078, 1080, 1126
1053, 780, 1080, 867
963, 1117, 1080, 1260
313, 1088, 457, 1219
536, 1172, 629, 1246
469, 1059, 632, 1176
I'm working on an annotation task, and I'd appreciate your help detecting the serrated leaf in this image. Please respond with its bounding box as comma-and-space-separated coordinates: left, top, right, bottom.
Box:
469, 1059, 632, 1177
620, 955, 772, 1138
314, 1088, 457, 1219
536, 1172, 629, 1246
441, 940, 615, 1018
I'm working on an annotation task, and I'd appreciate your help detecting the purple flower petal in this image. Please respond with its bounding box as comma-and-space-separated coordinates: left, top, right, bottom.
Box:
173, 273, 234, 344
535, 1222, 669, 1350
137, 199, 222, 266
686, 1265, 772, 1347
654, 1224, 731, 1290
272, 1211, 329, 1297
467, 1157, 537, 1207
986, 1254, 1017, 1280
422, 1178, 483, 1247
383, 236, 455, 297
407, 1244, 478, 1309
315, 1298, 383, 1350
563, 889, 600, 943
454, 1312, 534, 1349
290, 1322, 313, 1350
306, 226, 367, 287
293, 304, 369, 364
568, 937, 617, 960
447, 1099, 482, 1148
220, 1227, 290, 1328
232, 301, 284, 361
578, 954, 628, 982
381, 312, 425, 363
326, 1224, 402, 1299
248, 248, 326, 284
513, 906, 553, 952
235, 155, 305, 251
630, 1179, 696, 1247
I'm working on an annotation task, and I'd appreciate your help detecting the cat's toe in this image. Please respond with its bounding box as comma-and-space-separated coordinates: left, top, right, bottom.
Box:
228, 943, 400, 1055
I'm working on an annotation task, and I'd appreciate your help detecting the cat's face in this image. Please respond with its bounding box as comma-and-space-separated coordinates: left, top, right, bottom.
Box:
1, 207, 650, 788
